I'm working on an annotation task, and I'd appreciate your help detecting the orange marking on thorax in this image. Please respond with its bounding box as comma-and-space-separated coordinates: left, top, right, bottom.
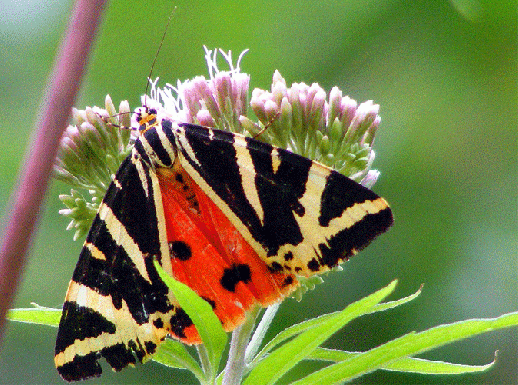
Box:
137, 111, 159, 134
156, 162, 297, 344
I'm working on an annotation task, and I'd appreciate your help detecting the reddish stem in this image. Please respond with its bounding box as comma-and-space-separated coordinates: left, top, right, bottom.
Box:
0, 0, 107, 341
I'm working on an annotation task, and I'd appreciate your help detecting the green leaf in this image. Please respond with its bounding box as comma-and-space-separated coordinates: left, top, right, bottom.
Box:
243, 280, 398, 385
368, 284, 422, 314
151, 339, 204, 381
153, 260, 227, 380
249, 282, 420, 367
308, 348, 496, 374
381, 355, 496, 375
249, 311, 338, 367
306, 347, 356, 362
7, 306, 62, 327
290, 311, 518, 384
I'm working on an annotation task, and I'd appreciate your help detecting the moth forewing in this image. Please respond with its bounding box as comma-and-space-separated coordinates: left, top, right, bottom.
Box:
171, 122, 393, 276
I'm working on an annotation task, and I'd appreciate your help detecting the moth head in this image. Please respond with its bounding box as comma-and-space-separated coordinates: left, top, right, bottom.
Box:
136, 107, 159, 135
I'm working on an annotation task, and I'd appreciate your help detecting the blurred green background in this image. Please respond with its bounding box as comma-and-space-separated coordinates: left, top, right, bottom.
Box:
1, 0, 516, 383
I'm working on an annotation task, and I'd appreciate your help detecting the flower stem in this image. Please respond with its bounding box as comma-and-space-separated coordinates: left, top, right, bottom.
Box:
245, 303, 280, 364
0, 0, 106, 342
222, 306, 262, 385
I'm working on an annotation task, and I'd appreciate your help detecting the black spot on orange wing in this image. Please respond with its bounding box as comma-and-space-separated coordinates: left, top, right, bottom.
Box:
175, 172, 184, 183
220, 264, 252, 292
169, 241, 192, 261
144, 341, 157, 355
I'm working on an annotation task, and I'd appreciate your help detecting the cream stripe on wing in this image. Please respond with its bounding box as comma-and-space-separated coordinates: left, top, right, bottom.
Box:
271, 148, 281, 174
327, 197, 389, 229
156, 125, 177, 162
173, 126, 202, 169
233, 136, 265, 224
97, 203, 152, 283
84, 242, 106, 261
147, 168, 173, 275
132, 154, 150, 198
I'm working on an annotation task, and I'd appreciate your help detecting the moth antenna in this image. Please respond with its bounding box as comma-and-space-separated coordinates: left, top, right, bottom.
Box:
99, 9, 177, 134
103, 111, 134, 130
94, 8, 176, 133
144, 6, 177, 106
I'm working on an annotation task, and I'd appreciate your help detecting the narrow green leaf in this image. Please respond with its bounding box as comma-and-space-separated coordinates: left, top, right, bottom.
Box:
381, 355, 496, 375
243, 280, 398, 385
307, 348, 357, 362
151, 339, 204, 381
7, 307, 62, 327
250, 283, 420, 367
249, 312, 337, 367
154, 261, 227, 377
368, 284, 422, 314
290, 311, 518, 384
308, 348, 496, 374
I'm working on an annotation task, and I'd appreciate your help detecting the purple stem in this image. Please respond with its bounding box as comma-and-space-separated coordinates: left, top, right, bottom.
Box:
0, 0, 107, 341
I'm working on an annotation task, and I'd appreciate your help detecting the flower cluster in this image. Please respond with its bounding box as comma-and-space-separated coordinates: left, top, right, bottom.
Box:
55, 96, 133, 240
55, 47, 384, 240
246, 72, 381, 184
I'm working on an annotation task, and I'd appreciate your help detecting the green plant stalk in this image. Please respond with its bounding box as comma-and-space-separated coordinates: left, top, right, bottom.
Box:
223, 306, 262, 385
245, 303, 280, 365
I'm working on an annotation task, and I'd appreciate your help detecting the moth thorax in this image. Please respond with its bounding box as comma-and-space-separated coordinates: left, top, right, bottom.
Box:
136, 125, 177, 169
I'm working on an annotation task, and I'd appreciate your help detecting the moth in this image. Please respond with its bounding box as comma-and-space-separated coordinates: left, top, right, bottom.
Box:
54, 108, 393, 381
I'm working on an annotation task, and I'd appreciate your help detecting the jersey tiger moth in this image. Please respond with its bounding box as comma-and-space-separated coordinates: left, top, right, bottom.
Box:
54, 107, 393, 381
